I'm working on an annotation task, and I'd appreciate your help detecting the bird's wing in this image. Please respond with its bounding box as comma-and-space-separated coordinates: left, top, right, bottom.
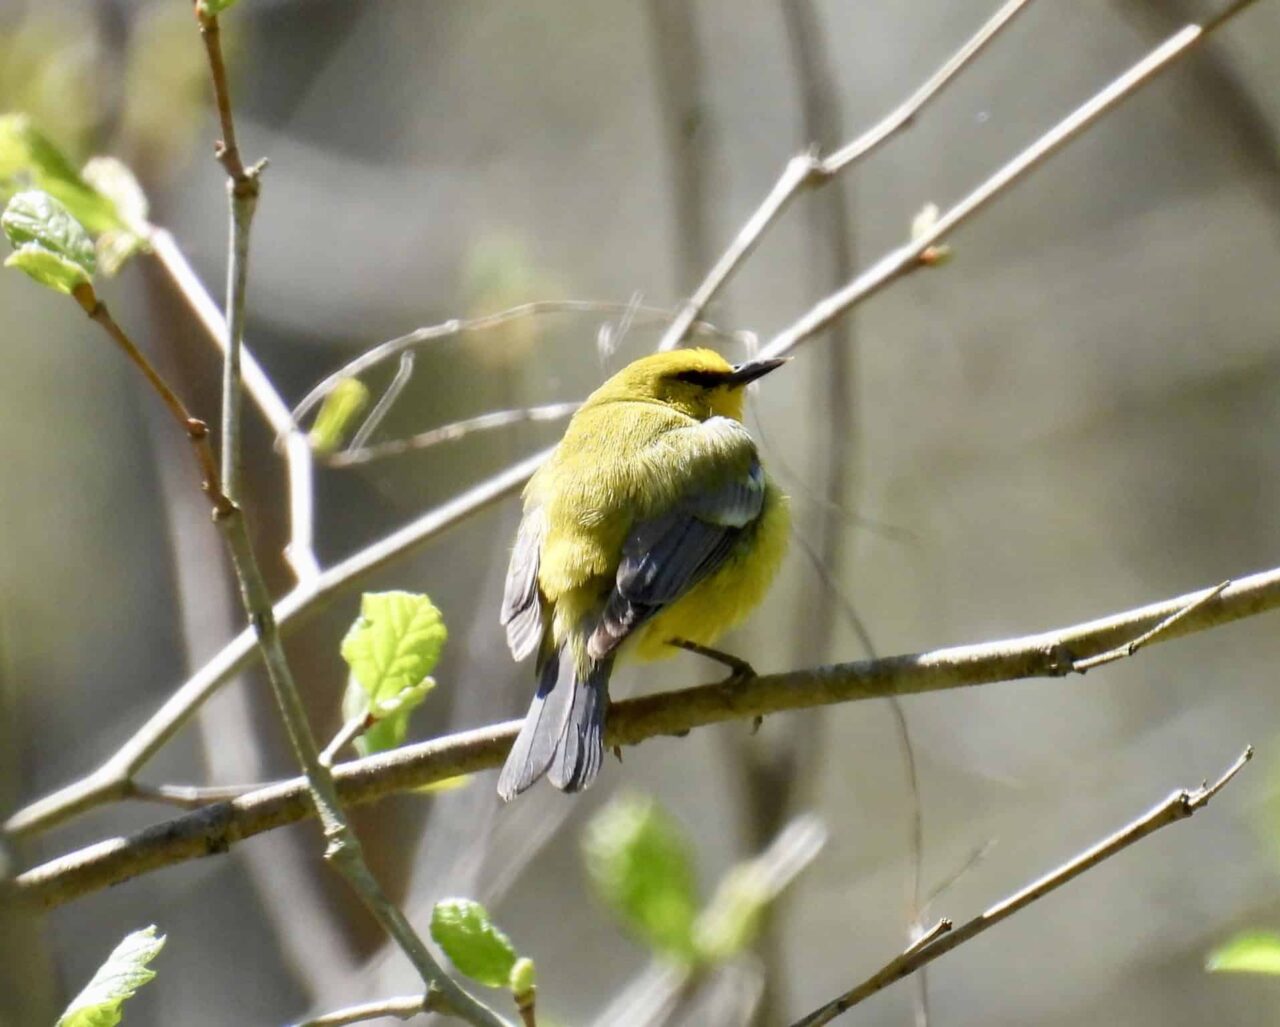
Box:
588, 417, 764, 660
500, 504, 545, 660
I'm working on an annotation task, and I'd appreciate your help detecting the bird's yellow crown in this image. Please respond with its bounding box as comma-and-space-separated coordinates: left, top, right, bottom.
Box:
584, 348, 751, 423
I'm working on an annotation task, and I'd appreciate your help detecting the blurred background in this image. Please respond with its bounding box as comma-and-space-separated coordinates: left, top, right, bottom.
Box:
3, 0, 1280, 1024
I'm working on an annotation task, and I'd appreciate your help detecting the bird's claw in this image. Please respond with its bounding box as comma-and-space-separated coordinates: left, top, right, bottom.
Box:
666, 637, 757, 685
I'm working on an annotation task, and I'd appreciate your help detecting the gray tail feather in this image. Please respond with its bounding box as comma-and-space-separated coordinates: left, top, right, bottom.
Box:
497, 646, 611, 801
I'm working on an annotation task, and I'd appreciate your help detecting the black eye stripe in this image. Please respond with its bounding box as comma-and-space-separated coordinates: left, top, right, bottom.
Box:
671, 369, 729, 388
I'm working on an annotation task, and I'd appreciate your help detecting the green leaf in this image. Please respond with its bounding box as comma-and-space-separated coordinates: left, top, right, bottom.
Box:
430, 899, 518, 989
583, 794, 699, 962
339, 591, 445, 755
0, 115, 120, 234
5, 242, 90, 294
56, 925, 166, 1027
82, 156, 150, 276
3, 191, 95, 293
692, 861, 770, 962
1207, 931, 1280, 974
309, 378, 370, 454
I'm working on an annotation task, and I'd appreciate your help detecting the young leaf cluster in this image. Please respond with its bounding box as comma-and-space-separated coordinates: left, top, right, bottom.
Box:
340, 591, 447, 756
582, 793, 777, 966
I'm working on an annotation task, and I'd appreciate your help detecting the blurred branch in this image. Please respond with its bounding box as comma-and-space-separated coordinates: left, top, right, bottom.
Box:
13, 567, 1279, 907
193, 10, 506, 1026
645, 0, 714, 293
789, 748, 1253, 1026
760, 0, 1264, 359
325, 403, 580, 469
2, 0, 1262, 844
657, 0, 1036, 351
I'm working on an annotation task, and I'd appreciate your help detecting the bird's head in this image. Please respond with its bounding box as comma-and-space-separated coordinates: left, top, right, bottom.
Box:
586, 348, 787, 422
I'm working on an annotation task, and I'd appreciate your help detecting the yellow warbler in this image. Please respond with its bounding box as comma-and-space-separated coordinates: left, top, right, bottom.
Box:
497, 349, 789, 799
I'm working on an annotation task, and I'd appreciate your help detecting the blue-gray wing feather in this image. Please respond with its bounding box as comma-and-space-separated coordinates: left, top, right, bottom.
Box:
501, 506, 545, 661
588, 459, 764, 660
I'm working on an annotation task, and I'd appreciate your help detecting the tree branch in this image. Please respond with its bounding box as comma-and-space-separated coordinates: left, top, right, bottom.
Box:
788, 748, 1253, 1026
9, 566, 1277, 909
291, 301, 746, 429
149, 229, 321, 580
760, 0, 1264, 359
657, 0, 1036, 351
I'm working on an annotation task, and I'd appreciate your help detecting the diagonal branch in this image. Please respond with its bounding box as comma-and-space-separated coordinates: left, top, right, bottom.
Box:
657, 0, 1037, 351
9, 566, 1278, 909
761, 0, 1264, 359
788, 748, 1253, 1026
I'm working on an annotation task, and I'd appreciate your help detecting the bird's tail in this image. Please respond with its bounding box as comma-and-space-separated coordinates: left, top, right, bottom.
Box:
497, 645, 612, 801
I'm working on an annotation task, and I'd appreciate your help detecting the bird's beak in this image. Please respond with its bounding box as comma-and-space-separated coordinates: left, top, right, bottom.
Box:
727, 357, 789, 386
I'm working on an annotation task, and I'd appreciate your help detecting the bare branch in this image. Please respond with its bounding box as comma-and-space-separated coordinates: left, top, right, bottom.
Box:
761, 0, 1265, 359
788, 748, 1253, 1026
10, 566, 1277, 908
68, 282, 233, 519
326, 403, 580, 469
150, 228, 320, 581
657, 0, 1036, 351
292, 301, 746, 429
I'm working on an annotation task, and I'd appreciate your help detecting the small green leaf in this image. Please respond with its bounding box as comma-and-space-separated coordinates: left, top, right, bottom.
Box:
509, 956, 537, 998
0, 115, 121, 234
309, 378, 370, 454
56, 925, 166, 1027
82, 156, 150, 276
430, 899, 518, 988
5, 243, 90, 294
583, 794, 699, 962
3, 191, 96, 294
339, 591, 445, 755
692, 861, 770, 962
1207, 931, 1280, 974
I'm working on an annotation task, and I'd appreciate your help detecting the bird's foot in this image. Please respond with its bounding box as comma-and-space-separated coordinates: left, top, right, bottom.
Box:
667, 637, 757, 685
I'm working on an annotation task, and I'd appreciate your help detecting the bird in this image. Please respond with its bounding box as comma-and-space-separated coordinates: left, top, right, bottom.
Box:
497, 348, 790, 800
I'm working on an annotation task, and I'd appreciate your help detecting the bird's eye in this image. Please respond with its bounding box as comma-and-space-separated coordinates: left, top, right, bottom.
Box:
670, 368, 729, 389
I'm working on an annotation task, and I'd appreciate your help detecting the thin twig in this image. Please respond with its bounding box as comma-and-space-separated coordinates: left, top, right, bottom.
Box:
657, 0, 1036, 351
760, 0, 1265, 360
148, 230, 320, 580
125, 781, 259, 810
327, 402, 580, 469
321, 715, 371, 768
347, 352, 415, 452
292, 301, 744, 429
11, 565, 1278, 908
69, 282, 233, 518
196, 5, 263, 500
789, 748, 1253, 1026
294, 994, 428, 1027
1072, 580, 1230, 672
